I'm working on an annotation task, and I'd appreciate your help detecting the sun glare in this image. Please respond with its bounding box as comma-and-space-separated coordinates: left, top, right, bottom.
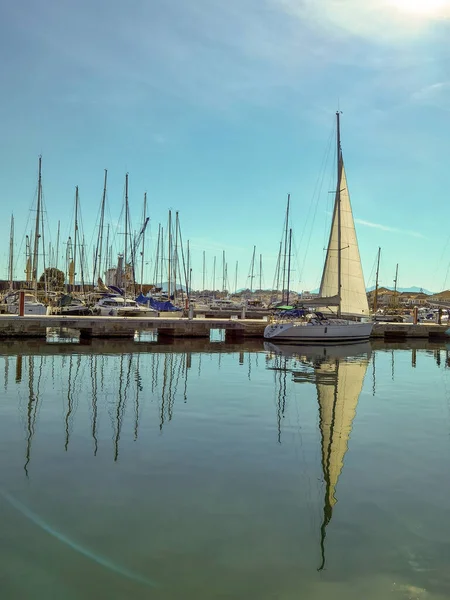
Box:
388, 0, 449, 17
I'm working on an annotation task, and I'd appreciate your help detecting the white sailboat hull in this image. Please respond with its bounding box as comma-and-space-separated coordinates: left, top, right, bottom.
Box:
264, 320, 373, 343
7, 303, 47, 316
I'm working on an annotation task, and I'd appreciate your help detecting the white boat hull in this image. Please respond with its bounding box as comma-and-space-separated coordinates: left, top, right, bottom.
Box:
7, 303, 47, 316
263, 320, 373, 342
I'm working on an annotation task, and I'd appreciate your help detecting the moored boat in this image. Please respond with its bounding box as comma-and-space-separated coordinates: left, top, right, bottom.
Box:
264, 112, 373, 343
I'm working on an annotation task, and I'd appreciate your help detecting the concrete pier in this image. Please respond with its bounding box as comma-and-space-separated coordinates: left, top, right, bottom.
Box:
0, 315, 448, 341
0, 315, 268, 339
370, 322, 450, 340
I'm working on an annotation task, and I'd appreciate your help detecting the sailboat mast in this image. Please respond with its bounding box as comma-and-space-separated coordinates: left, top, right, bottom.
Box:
336, 112, 342, 318
336, 111, 342, 317
393, 263, 398, 307
104, 223, 110, 278
174, 211, 179, 300
124, 173, 129, 298
281, 194, 290, 303
259, 254, 262, 292
73, 186, 79, 291
286, 229, 292, 305
222, 250, 226, 292
250, 245, 256, 294
154, 223, 161, 288
168, 211, 172, 299
202, 250, 205, 291
212, 256, 216, 296
55, 220, 60, 270
32, 156, 42, 293
140, 192, 147, 293
160, 226, 164, 291
373, 247, 381, 312
25, 235, 31, 285
94, 169, 107, 286
9, 215, 14, 289
235, 261, 238, 295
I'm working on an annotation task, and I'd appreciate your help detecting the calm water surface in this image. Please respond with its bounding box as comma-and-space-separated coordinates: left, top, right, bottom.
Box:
1, 337, 450, 599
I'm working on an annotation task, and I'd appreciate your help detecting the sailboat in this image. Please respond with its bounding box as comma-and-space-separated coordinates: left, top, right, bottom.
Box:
264, 341, 371, 569
264, 112, 373, 343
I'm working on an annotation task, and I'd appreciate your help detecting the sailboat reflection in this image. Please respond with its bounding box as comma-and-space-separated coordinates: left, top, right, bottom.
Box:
265, 341, 371, 570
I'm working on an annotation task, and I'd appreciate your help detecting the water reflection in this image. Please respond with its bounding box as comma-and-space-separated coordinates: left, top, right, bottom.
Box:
2, 339, 263, 474
265, 341, 371, 571
2, 339, 450, 598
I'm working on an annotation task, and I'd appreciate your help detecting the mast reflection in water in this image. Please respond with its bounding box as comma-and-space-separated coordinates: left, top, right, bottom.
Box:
8, 342, 198, 473
265, 341, 371, 571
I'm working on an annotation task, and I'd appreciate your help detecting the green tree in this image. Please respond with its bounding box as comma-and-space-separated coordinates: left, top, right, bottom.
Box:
39, 267, 65, 290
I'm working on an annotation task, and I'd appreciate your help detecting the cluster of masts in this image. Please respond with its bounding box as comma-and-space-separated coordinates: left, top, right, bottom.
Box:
6, 156, 297, 303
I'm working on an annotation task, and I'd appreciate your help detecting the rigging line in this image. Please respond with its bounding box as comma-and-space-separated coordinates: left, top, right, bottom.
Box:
299, 126, 334, 284
298, 125, 334, 250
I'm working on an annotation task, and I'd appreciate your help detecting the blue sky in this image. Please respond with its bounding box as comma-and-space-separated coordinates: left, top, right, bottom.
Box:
1, 0, 449, 292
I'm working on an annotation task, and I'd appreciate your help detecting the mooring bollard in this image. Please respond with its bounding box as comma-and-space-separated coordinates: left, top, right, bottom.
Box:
413, 306, 418, 325
18, 291, 25, 316
241, 305, 246, 320
188, 303, 194, 320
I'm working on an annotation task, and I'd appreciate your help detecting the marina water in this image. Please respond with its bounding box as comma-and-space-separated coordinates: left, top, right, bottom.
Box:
1, 337, 449, 599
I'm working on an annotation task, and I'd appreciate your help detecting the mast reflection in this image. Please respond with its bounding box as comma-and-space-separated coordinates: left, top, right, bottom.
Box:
265, 341, 371, 570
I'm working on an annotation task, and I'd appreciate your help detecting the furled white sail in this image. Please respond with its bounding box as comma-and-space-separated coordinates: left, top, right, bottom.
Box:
319, 155, 369, 316
317, 355, 369, 509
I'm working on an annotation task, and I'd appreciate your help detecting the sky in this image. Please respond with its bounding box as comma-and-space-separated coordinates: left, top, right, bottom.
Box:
1, 0, 449, 292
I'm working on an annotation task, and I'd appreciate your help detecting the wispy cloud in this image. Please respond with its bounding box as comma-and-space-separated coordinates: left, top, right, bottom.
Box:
411, 81, 450, 111
355, 218, 425, 239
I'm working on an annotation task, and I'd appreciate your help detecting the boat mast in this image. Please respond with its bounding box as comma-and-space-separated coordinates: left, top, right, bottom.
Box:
168, 211, 172, 299
124, 173, 129, 299
373, 247, 381, 312
234, 261, 238, 295
259, 254, 262, 293
73, 186, 79, 291
286, 229, 292, 305
40, 188, 48, 296
140, 192, 147, 293
154, 223, 161, 289
202, 250, 206, 291
336, 112, 342, 318
393, 263, 399, 308
94, 169, 107, 286
160, 226, 164, 291
8, 214, 14, 290
281, 194, 290, 303
32, 156, 42, 294
250, 245, 256, 294
25, 235, 32, 285
55, 220, 60, 270
104, 223, 110, 279
174, 211, 179, 300
185, 239, 192, 300
222, 250, 226, 293
212, 256, 216, 296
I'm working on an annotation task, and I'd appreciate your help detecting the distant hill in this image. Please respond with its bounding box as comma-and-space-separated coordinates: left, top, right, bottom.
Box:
310, 285, 434, 295
366, 285, 434, 295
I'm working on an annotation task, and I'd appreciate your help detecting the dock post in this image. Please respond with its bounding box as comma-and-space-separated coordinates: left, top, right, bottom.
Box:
19, 291, 25, 316
188, 303, 194, 320
413, 306, 418, 325
241, 303, 246, 320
